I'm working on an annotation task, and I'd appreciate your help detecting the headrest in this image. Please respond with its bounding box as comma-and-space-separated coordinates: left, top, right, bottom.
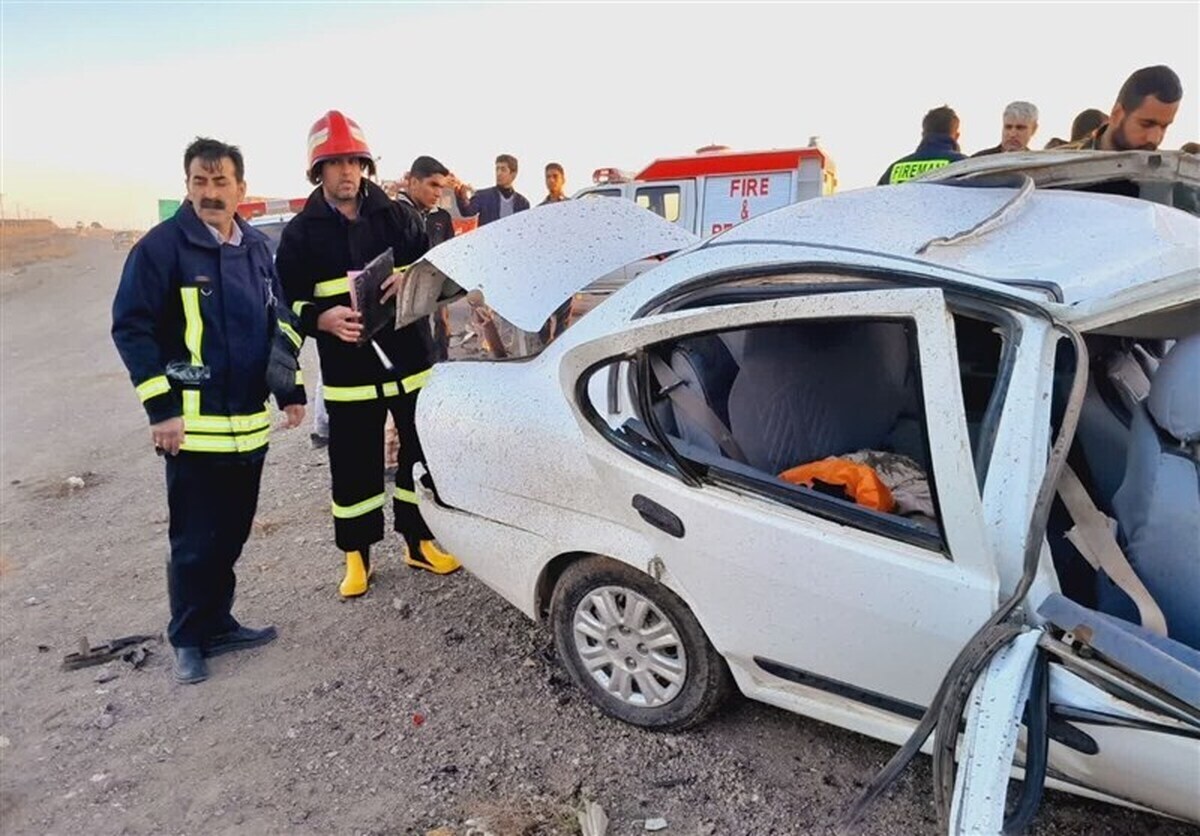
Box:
1147, 334, 1200, 443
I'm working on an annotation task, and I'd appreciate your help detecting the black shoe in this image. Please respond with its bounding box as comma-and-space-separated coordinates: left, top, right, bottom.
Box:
310, 433, 329, 449
174, 647, 209, 684
203, 624, 278, 658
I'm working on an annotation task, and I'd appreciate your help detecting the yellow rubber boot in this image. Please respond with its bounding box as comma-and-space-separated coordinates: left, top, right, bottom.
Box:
339, 550, 371, 598
403, 540, 462, 575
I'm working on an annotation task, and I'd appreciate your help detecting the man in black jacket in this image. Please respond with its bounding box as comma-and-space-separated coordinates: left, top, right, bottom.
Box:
276, 111, 460, 598
396, 155, 456, 360
878, 106, 967, 185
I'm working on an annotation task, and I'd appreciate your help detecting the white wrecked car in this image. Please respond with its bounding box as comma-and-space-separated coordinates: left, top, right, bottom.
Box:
405, 152, 1199, 830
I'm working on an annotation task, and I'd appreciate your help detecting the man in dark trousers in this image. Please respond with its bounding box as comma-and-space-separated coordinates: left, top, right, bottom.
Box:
276, 111, 461, 600
453, 153, 530, 226
878, 106, 967, 185
396, 155, 456, 360
112, 137, 306, 684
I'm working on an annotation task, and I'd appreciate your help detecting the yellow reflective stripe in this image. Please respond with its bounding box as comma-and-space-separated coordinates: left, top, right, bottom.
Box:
180, 287, 203, 365
402, 368, 432, 393
184, 410, 270, 434
393, 487, 418, 505
322, 381, 411, 401
279, 321, 302, 349
314, 276, 350, 298
323, 384, 379, 402
295, 369, 304, 386
182, 389, 201, 417
180, 428, 270, 454
292, 300, 313, 317
136, 375, 170, 402
889, 158, 952, 184
331, 493, 387, 519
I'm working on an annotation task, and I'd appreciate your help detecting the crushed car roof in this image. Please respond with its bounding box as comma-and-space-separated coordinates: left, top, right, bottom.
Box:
408, 175, 1197, 335
710, 182, 1199, 310
922, 148, 1199, 195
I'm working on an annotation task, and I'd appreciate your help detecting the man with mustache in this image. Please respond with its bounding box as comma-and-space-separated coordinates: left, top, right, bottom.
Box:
276, 111, 461, 599
1067, 65, 1182, 151
111, 137, 306, 684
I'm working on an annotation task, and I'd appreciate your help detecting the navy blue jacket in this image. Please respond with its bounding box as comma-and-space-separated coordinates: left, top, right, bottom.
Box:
112, 201, 304, 455
455, 186, 530, 226
878, 135, 967, 185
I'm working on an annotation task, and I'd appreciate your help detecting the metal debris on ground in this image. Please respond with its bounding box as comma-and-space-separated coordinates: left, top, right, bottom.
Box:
61, 634, 161, 670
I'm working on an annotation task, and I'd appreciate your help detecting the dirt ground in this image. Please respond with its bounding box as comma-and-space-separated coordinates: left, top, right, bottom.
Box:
0, 238, 1193, 836
0, 222, 79, 272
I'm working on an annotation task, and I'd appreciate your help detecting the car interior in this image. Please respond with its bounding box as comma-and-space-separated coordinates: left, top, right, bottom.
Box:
617, 305, 1009, 554
1046, 329, 1200, 655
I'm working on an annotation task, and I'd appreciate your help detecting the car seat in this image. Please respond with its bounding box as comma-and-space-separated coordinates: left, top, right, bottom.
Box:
1101, 334, 1200, 649
660, 335, 740, 454
725, 321, 914, 475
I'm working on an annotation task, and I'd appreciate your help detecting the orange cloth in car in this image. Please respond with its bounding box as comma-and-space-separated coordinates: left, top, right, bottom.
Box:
779, 457, 896, 513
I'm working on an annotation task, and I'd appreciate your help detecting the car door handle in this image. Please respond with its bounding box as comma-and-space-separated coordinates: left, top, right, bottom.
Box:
632, 494, 685, 539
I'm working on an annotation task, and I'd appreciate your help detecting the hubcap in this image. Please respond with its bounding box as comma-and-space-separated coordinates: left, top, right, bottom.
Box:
572, 585, 687, 708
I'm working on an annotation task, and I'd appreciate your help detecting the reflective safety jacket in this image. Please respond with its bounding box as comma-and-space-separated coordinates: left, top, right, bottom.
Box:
878, 134, 967, 185
276, 181, 434, 401
111, 201, 306, 456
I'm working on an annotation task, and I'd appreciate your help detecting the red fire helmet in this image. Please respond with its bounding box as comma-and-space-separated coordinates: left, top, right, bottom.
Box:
306, 110, 373, 176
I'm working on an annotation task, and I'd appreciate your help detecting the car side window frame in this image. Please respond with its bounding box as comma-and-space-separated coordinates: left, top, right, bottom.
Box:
634, 315, 949, 554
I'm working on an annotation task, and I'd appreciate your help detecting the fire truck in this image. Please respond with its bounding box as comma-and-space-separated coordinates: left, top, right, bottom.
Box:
562, 144, 837, 306
574, 142, 837, 237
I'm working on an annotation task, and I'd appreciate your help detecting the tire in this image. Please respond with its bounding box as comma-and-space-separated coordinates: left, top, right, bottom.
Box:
550, 556, 732, 731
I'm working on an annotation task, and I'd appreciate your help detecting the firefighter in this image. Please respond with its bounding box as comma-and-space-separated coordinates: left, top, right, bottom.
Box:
111, 137, 306, 684
276, 111, 461, 598
878, 106, 967, 185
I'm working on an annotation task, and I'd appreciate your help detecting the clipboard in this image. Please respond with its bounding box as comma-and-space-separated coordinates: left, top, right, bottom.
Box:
347, 247, 397, 345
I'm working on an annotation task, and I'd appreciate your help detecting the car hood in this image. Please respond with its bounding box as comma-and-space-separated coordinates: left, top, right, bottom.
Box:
402, 198, 698, 332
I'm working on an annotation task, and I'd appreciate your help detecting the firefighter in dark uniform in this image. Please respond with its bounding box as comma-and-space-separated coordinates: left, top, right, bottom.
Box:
276, 111, 461, 599
111, 138, 307, 684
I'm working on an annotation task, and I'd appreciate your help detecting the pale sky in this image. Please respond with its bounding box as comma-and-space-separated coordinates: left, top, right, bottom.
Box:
2, 1, 1197, 230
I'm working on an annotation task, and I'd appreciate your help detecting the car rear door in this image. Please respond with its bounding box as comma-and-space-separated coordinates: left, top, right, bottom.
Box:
560, 287, 1000, 708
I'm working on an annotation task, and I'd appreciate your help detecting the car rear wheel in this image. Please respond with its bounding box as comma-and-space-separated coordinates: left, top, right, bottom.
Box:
550, 556, 732, 731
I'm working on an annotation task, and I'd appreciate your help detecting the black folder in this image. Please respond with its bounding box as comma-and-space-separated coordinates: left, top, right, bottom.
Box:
347, 247, 397, 345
